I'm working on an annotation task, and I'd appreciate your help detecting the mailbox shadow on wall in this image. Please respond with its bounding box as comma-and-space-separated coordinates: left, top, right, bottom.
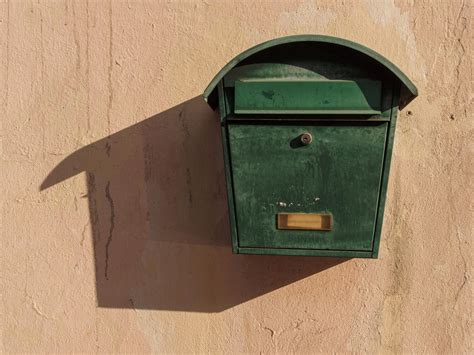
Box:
40, 96, 348, 312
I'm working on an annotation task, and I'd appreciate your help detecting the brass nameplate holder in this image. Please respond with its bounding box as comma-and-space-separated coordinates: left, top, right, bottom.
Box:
277, 213, 332, 231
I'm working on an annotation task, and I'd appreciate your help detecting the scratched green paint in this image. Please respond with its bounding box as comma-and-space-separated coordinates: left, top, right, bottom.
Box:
234, 80, 382, 114
228, 123, 387, 251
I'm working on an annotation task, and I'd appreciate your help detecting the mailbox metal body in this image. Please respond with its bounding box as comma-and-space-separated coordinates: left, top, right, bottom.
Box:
204, 35, 417, 258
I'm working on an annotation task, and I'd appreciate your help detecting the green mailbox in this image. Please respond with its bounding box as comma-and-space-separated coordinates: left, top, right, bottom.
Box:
203, 35, 417, 258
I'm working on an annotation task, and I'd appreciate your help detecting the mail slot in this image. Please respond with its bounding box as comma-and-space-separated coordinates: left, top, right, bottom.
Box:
203, 35, 417, 258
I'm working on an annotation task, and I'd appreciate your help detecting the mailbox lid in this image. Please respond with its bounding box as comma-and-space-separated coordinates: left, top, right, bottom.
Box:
204, 35, 418, 109
234, 79, 382, 115
228, 122, 387, 251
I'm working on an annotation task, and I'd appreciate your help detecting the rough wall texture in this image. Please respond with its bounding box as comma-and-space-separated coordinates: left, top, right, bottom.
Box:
2, 0, 472, 353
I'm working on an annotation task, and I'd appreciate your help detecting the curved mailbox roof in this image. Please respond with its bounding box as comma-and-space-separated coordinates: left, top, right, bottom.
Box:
203, 35, 418, 108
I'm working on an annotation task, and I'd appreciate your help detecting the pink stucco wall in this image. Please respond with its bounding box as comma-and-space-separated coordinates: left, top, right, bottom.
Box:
3, 1, 472, 353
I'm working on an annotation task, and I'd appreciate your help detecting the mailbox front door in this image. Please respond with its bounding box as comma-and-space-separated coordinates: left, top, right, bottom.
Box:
228, 122, 388, 253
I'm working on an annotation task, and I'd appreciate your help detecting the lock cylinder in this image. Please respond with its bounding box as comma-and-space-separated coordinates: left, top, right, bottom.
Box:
300, 132, 313, 145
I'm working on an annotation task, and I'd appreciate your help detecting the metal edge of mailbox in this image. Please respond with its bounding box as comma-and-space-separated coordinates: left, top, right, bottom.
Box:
371, 84, 401, 258
236, 248, 373, 258
203, 35, 418, 109
218, 80, 240, 253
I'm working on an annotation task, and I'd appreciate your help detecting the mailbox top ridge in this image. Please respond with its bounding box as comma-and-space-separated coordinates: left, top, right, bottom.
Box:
203, 35, 418, 109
